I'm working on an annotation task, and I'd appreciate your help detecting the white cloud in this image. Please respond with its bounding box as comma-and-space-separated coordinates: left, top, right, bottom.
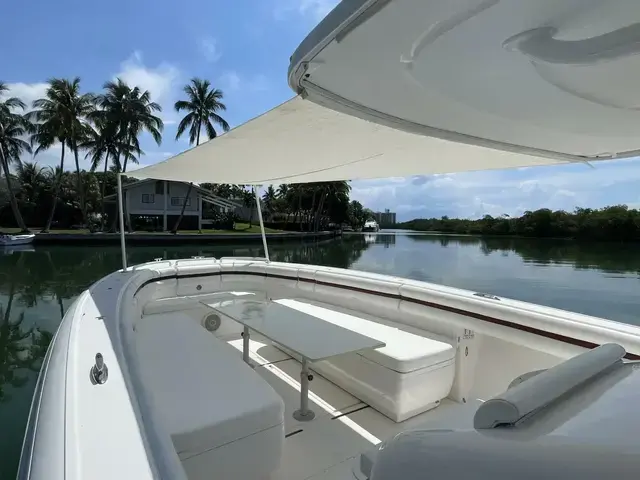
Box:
220, 71, 241, 91
350, 159, 640, 221
199, 36, 222, 62
298, 0, 337, 19
274, 0, 338, 20
115, 51, 180, 122
1, 82, 48, 111
219, 71, 269, 93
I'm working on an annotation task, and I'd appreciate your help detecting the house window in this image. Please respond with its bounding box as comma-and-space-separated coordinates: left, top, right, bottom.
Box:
171, 197, 191, 207
155, 181, 163, 194
142, 194, 155, 204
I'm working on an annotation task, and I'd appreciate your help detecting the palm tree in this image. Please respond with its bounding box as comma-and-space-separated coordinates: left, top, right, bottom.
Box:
0, 82, 30, 232
30, 78, 95, 227
275, 184, 292, 227
29, 81, 70, 232
94, 78, 163, 173
172, 78, 230, 233
262, 185, 277, 219
94, 78, 163, 231
174, 78, 230, 145
81, 121, 139, 231
313, 181, 350, 231
30, 121, 65, 232
15, 161, 46, 224
276, 184, 289, 198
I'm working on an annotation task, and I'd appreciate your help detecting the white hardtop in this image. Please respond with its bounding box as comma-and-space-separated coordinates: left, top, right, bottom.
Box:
129, 0, 640, 185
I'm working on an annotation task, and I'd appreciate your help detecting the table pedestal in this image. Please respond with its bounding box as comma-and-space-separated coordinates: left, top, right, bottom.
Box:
293, 358, 315, 422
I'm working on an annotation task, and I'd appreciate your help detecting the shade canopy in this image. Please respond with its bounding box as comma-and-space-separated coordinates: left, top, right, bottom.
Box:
129, 95, 590, 185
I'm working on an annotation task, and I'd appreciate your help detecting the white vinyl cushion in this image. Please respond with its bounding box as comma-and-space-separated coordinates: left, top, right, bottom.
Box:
135, 312, 284, 460
276, 299, 454, 373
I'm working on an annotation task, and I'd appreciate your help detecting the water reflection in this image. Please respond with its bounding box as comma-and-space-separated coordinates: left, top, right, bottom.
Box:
362, 233, 396, 247
405, 233, 640, 275
0, 253, 53, 404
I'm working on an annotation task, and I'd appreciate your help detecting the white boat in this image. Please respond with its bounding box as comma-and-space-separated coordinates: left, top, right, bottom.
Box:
19, 1, 640, 479
0, 233, 35, 246
362, 220, 379, 232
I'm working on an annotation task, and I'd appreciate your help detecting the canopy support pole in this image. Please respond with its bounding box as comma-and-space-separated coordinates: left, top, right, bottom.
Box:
117, 174, 127, 271
253, 186, 270, 262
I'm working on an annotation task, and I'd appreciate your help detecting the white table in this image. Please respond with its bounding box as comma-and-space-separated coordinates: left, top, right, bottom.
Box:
201, 299, 385, 421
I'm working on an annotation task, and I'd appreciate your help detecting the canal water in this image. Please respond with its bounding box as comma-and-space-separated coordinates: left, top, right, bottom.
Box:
1, 231, 639, 477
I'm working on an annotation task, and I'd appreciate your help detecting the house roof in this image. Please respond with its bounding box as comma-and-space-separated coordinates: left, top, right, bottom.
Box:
104, 179, 243, 209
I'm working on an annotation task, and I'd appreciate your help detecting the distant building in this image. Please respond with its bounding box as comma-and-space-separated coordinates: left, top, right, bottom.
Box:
374, 209, 396, 226
104, 179, 251, 231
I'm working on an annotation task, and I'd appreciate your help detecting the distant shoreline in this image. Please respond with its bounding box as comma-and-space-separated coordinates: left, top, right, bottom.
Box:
30, 230, 339, 246
387, 230, 638, 243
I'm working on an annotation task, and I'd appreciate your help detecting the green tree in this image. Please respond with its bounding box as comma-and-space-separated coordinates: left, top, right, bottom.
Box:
262, 185, 277, 218
82, 121, 139, 230
94, 78, 163, 231
30, 78, 95, 227
0, 82, 30, 232
348, 200, 367, 230
172, 78, 230, 233
15, 162, 47, 224
174, 78, 230, 145
94, 78, 163, 173
29, 82, 69, 232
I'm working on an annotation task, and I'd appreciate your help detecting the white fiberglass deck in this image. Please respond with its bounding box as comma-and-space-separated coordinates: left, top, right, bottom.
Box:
221, 330, 480, 480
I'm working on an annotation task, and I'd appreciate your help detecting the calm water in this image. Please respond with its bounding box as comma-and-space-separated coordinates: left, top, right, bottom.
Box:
2, 231, 640, 477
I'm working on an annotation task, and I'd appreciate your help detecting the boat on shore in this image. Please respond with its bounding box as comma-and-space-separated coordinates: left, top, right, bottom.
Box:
19, 1, 640, 479
0, 233, 35, 246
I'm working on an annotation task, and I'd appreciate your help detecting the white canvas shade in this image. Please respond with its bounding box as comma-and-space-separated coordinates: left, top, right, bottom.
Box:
128, 95, 592, 186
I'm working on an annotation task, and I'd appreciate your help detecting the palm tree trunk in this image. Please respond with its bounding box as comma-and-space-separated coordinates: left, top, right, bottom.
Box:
172, 182, 193, 234
120, 149, 133, 233
308, 189, 317, 231
0, 146, 28, 232
297, 191, 303, 231
172, 131, 200, 234
42, 145, 65, 233
109, 152, 122, 232
72, 142, 87, 227
314, 191, 327, 232
100, 154, 109, 231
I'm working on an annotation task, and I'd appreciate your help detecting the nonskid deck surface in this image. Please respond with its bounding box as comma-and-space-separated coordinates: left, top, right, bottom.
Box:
222, 333, 479, 480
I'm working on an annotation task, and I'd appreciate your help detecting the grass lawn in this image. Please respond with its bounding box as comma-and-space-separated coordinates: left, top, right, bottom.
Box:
1, 223, 283, 235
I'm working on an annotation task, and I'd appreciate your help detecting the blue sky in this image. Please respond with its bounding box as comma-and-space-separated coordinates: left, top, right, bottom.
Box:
2, 0, 640, 221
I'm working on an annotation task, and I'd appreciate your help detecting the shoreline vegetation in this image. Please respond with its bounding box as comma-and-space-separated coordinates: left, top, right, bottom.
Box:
1, 79, 372, 236
396, 206, 640, 242
1, 228, 339, 246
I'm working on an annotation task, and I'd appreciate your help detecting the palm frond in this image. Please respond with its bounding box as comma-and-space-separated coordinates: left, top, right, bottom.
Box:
175, 112, 195, 140
204, 120, 217, 141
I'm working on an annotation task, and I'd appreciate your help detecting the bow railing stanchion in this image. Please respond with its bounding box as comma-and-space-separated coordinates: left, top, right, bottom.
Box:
254, 185, 270, 262
117, 173, 127, 271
